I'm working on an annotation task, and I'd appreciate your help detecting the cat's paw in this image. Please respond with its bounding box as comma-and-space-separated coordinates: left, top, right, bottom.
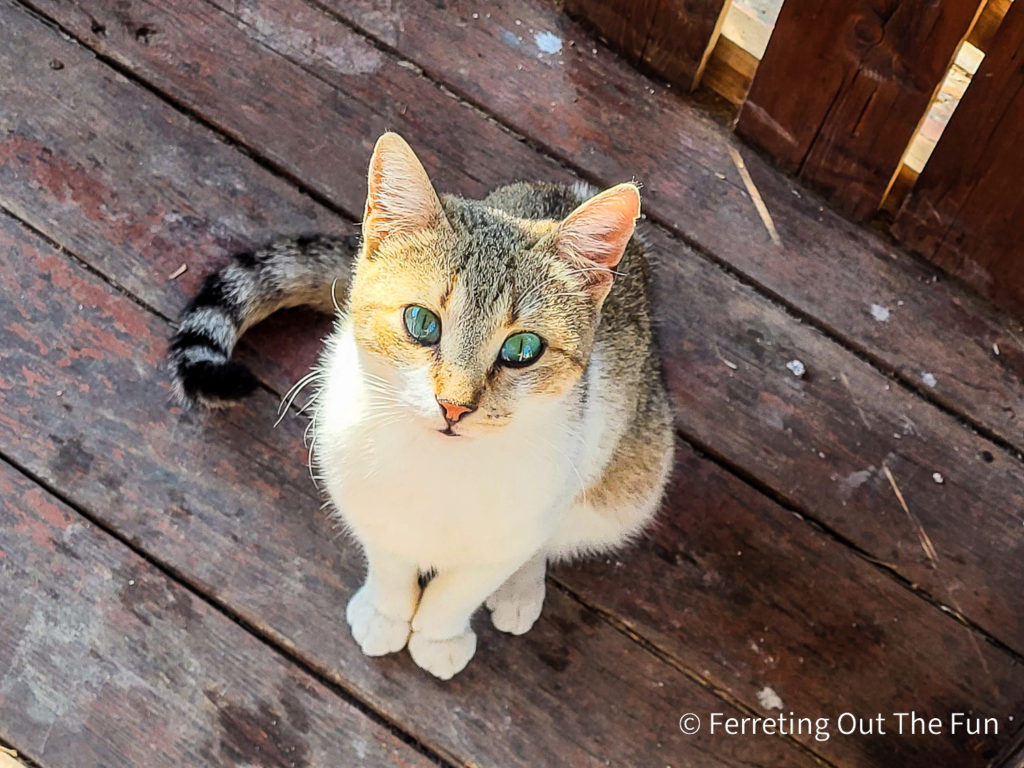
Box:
407, 629, 477, 680
486, 577, 545, 635
345, 586, 411, 656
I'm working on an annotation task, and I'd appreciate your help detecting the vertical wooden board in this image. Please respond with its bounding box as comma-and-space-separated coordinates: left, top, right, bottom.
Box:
893, 0, 1024, 317
737, 0, 983, 220
0, 212, 825, 768
0, 464, 436, 768
563, 0, 660, 61
643, 0, 732, 88
565, 0, 730, 88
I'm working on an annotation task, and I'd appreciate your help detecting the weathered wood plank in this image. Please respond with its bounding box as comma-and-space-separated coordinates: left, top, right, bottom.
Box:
563, 0, 659, 62
319, 0, 1024, 462
0, 463, 436, 768
566, 0, 731, 89
6, 0, 1024, 688
736, 0, 982, 221
0, 210, 823, 765
6, 192, 1024, 768
893, 0, 1024, 318
20, 0, 1024, 455
13, 0, 1024, 658
1, 6, 1024, 766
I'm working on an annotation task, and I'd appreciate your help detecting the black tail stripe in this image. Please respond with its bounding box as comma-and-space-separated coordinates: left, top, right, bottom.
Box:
169, 327, 230, 354
186, 274, 244, 323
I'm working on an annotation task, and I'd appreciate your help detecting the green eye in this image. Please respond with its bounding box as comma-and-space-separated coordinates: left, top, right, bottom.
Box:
403, 305, 441, 345
500, 332, 544, 367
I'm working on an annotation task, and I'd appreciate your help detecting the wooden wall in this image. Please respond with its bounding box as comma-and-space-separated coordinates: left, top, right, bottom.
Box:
568, 0, 1024, 318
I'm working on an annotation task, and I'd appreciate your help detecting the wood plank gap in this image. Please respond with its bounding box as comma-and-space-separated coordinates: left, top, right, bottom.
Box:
673, 428, 1024, 668
991, 720, 1024, 768
0, 449, 458, 768
14, 0, 357, 223
548, 579, 837, 768
0, 740, 42, 768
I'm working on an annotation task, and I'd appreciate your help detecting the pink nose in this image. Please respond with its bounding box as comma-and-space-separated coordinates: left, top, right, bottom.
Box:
438, 400, 475, 424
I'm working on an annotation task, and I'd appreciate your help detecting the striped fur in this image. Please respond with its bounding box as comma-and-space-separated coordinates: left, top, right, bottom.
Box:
169, 234, 358, 406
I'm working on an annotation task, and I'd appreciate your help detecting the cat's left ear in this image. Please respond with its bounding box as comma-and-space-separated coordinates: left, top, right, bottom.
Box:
554, 183, 640, 299
363, 132, 450, 253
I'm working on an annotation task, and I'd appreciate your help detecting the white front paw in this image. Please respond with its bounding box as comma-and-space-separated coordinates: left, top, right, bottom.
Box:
486, 581, 545, 635
345, 586, 411, 656
407, 629, 477, 680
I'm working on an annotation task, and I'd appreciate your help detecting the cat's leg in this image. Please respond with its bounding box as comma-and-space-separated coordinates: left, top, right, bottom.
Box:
408, 558, 527, 679
346, 546, 420, 656
485, 550, 547, 635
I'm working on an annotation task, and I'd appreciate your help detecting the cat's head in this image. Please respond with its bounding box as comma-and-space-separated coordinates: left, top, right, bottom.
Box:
347, 132, 639, 437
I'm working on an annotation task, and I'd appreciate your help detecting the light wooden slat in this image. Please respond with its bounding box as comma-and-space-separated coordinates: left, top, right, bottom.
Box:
737, 0, 984, 221
893, 0, 1024, 317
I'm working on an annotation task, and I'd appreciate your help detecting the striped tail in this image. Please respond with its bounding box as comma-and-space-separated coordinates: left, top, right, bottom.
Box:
169, 234, 358, 407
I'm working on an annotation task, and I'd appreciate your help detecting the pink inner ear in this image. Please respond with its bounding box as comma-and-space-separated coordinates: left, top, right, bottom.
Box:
363, 133, 445, 249
557, 184, 641, 268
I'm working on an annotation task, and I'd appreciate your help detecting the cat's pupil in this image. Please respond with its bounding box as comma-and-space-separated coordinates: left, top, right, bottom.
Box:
404, 305, 440, 345
500, 332, 543, 367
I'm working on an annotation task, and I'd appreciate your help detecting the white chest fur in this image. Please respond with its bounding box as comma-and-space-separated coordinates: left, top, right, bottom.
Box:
313, 327, 591, 571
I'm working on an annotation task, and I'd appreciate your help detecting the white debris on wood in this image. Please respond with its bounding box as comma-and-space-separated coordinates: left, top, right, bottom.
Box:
869, 303, 891, 322
786, 359, 806, 377
534, 31, 562, 54
756, 685, 785, 710
921, 372, 938, 388
933, 472, 945, 484
168, 263, 187, 280
993, 342, 1001, 356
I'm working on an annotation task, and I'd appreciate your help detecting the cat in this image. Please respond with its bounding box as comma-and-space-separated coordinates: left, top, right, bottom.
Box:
170, 132, 674, 679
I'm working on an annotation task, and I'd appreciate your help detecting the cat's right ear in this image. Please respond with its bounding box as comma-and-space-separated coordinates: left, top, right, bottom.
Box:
362, 132, 449, 253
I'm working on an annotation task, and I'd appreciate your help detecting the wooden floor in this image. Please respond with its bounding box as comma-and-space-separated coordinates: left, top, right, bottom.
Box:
1, 1, 1023, 766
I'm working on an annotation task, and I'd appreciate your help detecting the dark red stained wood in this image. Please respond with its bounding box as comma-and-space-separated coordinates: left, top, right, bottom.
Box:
0, 463, 435, 768
893, 0, 1024, 318
560, 451, 1024, 767
736, 0, 982, 221
1, 8, 1024, 767
315, 1, 1024, 462
566, 0, 730, 88
0, 213, 823, 768
12, 0, 1024, 660
564, 0, 659, 61
2, 218, 1021, 768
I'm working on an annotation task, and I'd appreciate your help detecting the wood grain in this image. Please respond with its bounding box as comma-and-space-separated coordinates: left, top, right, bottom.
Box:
1, 4, 1023, 765
11, 0, 1024, 655
736, 0, 982, 221
893, 0, 1024, 318
317, 0, 1024, 460
0, 208, 822, 767
0, 462, 436, 768
566, 0, 732, 89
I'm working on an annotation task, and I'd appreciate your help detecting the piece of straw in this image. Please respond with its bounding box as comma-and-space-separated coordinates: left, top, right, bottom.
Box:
728, 146, 782, 246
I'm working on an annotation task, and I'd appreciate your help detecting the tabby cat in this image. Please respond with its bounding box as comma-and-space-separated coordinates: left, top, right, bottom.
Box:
170, 133, 673, 679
